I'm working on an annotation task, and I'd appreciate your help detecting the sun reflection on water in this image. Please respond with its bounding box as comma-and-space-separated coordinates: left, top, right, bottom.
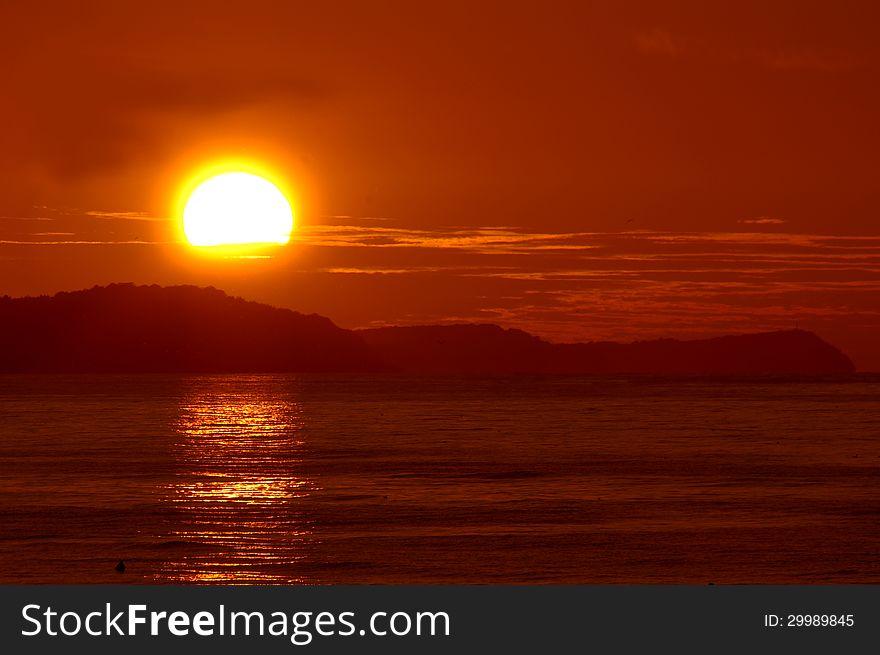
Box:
160, 379, 315, 583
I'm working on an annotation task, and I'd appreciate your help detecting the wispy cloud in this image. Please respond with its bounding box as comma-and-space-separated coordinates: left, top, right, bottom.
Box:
0, 215, 53, 222
291, 221, 880, 356
301, 223, 880, 255
321, 267, 441, 275
301, 224, 602, 254
738, 216, 786, 225
85, 210, 172, 222
322, 215, 393, 222
0, 240, 168, 245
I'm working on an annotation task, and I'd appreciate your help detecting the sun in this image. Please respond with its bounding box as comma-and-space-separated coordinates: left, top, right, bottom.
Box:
182, 172, 294, 247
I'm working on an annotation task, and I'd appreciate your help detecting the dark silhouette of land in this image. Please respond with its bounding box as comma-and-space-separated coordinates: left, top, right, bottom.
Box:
0, 284, 376, 373
0, 284, 857, 374
360, 324, 856, 375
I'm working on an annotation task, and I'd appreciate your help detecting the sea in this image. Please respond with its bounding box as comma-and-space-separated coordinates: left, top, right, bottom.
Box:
0, 374, 878, 584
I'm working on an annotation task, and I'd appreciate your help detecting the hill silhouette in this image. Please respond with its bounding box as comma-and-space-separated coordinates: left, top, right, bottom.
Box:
0, 284, 376, 373
359, 324, 857, 375
0, 284, 857, 374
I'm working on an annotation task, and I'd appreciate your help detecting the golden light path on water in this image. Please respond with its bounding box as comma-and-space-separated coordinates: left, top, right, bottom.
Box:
161, 379, 315, 583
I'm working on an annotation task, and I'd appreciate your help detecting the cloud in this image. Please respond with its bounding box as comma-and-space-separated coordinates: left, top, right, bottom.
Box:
301, 224, 602, 254
286, 220, 880, 350
321, 267, 441, 275
85, 211, 172, 222
323, 215, 393, 222
0, 240, 166, 245
737, 217, 787, 225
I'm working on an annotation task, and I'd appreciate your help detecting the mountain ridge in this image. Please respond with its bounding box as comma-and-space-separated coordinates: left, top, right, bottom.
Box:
0, 284, 858, 374
358, 323, 857, 375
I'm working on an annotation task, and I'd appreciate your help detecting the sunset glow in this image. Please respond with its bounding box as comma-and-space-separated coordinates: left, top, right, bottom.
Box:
182, 172, 293, 248
3, 0, 880, 615
2, 2, 880, 370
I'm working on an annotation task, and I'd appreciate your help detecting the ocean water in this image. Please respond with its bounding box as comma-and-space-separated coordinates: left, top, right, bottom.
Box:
0, 374, 878, 584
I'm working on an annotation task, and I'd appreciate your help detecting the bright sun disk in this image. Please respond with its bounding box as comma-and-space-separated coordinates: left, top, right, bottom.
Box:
183, 172, 293, 247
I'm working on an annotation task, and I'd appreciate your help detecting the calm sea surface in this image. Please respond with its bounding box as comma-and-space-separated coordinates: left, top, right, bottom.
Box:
0, 374, 878, 584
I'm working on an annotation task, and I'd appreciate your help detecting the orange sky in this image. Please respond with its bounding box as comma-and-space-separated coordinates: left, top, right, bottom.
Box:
1, 1, 879, 369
